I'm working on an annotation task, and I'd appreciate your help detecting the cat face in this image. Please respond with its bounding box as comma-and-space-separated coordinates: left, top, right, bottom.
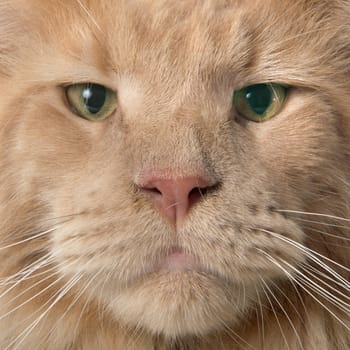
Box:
0, 0, 349, 341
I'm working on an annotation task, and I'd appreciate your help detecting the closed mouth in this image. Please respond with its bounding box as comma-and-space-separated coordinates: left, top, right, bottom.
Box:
124, 246, 235, 290
157, 247, 198, 272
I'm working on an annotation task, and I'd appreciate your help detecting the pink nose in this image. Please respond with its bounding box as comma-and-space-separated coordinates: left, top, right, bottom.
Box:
137, 173, 215, 227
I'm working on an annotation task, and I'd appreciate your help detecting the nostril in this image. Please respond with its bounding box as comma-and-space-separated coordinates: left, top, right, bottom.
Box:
142, 187, 162, 196
188, 183, 220, 207
188, 187, 202, 207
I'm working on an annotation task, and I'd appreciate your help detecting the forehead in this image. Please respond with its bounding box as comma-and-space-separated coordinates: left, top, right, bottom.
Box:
16, 0, 338, 90
32, 1, 251, 64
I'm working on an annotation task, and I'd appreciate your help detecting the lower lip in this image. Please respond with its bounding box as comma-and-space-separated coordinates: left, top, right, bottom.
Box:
159, 251, 197, 272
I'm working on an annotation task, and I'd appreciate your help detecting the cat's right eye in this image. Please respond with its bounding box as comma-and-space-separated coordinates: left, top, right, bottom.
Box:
65, 83, 117, 121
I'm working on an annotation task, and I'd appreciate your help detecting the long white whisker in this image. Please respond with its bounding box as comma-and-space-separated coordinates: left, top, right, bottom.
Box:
276, 210, 350, 223
303, 226, 350, 244
0, 272, 65, 322
290, 267, 350, 317
0, 262, 73, 318
3, 263, 80, 338
294, 274, 350, 315
0, 227, 58, 251
8, 273, 83, 350
300, 263, 350, 302
290, 265, 350, 314
71, 274, 103, 342
0, 255, 55, 302
294, 217, 350, 231
257, 228, 350, 286
266, 278, 305, 324
260, 279, 290, 350
40, 270, 101, 347
254, 285, 265, 349
257, 250, 350, 331
304, 263, 350, 292
260, 278, 304, 349
0, 253, 52, 286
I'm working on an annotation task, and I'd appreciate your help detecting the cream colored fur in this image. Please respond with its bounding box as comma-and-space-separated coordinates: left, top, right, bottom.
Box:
0, 0, 349, 349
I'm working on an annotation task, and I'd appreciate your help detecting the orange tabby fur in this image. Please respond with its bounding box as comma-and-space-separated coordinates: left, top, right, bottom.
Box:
0, 0, 349, 349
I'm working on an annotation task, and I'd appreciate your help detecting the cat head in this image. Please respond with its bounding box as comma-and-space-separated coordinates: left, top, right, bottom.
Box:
0, 0, 349, 339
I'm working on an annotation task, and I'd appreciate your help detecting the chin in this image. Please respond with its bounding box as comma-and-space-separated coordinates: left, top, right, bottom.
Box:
105, 270, 252, 338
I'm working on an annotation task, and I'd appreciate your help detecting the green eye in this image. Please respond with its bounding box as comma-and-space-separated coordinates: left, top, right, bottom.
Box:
66, 83, 117, 121
233, 83, 287, 122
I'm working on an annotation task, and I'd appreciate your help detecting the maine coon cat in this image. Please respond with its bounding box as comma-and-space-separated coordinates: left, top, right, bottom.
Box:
0, 0, 349, 349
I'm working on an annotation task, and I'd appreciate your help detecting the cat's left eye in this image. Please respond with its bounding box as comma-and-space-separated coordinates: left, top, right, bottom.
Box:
233, 83, 287, 122
65, 83, 117, 121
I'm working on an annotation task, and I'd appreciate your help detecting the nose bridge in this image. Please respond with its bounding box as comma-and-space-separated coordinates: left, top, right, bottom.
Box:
138, 120, 206, 174
128, 69, 207, 166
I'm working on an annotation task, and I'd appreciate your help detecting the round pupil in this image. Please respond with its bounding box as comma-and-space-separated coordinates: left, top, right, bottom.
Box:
245, 84, 272, 115
82, 84, 106, 114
